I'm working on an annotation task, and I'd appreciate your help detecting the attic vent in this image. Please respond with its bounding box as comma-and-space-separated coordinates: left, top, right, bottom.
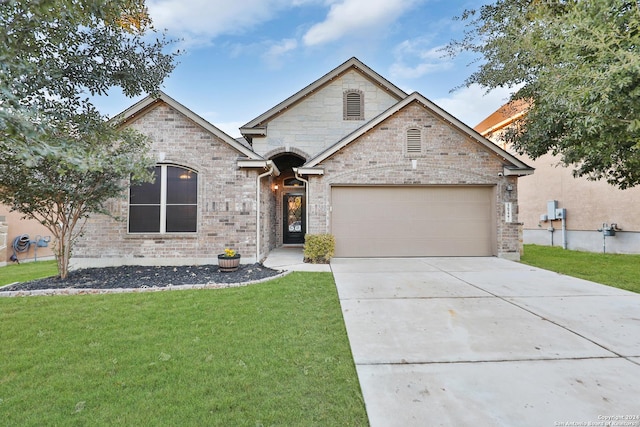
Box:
406, 128, 422, 154
344, 90, 364, 120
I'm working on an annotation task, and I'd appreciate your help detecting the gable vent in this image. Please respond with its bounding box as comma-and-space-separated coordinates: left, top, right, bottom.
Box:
344, 90, 364, 120
406, 128, 422, 153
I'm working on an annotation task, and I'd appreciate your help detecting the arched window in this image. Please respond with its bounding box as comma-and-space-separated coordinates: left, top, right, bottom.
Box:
343, 90, 364, 120
406, 128, 422, 154
129, 165, 198, 233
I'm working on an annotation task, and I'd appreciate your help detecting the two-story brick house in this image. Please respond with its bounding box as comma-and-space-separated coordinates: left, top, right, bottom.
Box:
73, 57, 532, 269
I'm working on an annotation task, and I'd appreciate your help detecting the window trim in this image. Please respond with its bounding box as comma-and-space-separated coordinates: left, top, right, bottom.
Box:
343, 89, 364, 120
128, 163, 198, 234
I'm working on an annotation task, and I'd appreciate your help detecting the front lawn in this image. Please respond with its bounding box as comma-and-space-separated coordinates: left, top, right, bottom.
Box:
521, 244, 640, 294
0, 260, 58, 286
0, 272, 367, 426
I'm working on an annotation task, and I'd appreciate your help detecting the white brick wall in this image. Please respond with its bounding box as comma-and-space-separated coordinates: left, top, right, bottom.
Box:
252, 70, 400, 159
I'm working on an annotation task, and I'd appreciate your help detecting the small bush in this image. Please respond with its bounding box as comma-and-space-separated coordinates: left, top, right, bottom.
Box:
303, 234, 335, 264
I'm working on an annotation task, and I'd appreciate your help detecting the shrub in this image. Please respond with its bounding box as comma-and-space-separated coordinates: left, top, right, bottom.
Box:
303, 234, 335, 264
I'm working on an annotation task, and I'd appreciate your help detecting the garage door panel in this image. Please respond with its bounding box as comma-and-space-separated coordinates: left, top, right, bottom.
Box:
332, 186, 494, 257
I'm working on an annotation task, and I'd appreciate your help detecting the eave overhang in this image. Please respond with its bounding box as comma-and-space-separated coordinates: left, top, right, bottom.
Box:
293, 167, 324, 176
503, 166, 534, 176
113, 91, 262, 160
237, 159, 281, 176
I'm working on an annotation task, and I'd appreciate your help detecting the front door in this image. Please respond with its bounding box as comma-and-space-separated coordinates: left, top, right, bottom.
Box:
283, 193, 305, 244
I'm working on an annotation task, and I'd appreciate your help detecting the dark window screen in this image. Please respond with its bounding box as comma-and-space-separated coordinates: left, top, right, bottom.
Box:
128, 165, 197, 233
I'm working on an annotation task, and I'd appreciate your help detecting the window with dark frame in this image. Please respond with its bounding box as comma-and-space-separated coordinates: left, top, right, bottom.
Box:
343, 89, 364, 120
129, 165, 198, 233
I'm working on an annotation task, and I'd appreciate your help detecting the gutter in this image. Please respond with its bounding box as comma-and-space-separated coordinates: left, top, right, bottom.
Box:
293, 167, 324, 239
238, 159, 280, 262
293, 168, 310, 239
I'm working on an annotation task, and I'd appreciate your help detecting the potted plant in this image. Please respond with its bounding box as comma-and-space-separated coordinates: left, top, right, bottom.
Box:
218, 247, 241, 272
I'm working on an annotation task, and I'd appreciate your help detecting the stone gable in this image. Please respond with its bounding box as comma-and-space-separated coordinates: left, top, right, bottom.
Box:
251, 69, 400, 159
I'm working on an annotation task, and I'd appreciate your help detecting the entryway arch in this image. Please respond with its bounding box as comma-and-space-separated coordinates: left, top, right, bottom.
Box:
270, 153, 307, 245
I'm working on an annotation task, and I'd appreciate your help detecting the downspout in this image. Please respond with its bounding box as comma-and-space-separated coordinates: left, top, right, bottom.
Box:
294, 168, 310, 238
256, 163, 275, 263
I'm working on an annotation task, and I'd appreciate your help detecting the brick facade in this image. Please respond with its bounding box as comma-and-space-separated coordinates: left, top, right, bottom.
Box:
73, 58, 528, 268
305, 102, 522, 259
73, 102, 277, 268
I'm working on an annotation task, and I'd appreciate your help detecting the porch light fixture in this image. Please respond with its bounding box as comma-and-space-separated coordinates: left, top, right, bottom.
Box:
506, 184, 514, 193
273, 184, 279, 191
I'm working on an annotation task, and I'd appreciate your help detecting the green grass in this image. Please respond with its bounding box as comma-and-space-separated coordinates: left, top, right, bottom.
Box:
0, 272, 367, 426
521, 244, 640, 294
0, 260, 58, 286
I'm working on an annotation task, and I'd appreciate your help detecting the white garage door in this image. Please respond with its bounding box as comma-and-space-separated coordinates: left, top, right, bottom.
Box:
331, 186, 495, 257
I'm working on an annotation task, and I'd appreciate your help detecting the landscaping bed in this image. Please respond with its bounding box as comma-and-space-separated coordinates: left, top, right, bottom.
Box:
1, 263, 282, 293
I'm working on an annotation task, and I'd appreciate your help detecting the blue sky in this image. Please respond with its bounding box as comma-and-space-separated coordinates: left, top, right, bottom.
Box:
94, 0, 510, 137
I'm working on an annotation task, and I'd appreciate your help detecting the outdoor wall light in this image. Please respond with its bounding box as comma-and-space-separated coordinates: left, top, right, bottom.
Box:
506, 184, 514, 193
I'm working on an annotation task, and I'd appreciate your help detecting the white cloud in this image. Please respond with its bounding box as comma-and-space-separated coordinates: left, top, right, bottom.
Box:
433, 85, 515, 128
303, 0, 420, 46
262, 38, 298, 67
390, 38, 452, 80
148, 0, 316, 42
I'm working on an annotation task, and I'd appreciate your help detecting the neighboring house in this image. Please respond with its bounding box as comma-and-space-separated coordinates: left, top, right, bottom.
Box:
0, 206, 54, 266
73, 57, 533, 269
476, 102, 640, 254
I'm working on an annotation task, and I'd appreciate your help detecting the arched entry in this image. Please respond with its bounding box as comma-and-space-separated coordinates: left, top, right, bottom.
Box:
271, 153, 306, 245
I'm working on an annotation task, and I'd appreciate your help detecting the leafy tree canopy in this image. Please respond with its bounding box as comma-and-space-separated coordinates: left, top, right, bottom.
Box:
448, 0, 640, 189
0, 0, 177, 277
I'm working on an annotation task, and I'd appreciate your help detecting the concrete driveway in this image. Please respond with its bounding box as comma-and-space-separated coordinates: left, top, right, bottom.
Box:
331, 257, 640, 427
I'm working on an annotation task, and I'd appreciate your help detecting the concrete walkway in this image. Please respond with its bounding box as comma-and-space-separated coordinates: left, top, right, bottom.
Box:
262, 246, 331, 272
331, 257, 640, 427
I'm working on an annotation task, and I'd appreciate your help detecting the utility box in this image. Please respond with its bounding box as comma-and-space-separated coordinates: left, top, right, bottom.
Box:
547, 200, 558, 220
555, 208, 566, 219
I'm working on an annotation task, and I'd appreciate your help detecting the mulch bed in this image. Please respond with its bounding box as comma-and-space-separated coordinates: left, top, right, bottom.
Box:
1, 263, 283, 293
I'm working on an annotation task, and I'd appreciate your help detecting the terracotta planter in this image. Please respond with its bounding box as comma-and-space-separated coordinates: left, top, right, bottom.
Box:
218, 254, 241, 272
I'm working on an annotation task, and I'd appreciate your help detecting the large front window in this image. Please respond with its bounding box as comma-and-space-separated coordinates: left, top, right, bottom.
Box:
129, 165, 198, 233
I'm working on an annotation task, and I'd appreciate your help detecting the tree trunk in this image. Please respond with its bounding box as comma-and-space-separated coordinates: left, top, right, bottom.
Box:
53, 225, 73, 280
54, 232, 70, 279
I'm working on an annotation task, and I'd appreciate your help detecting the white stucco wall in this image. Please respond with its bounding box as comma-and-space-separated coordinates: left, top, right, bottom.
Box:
486, 131, 640, 254
251, 69, 400, 159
